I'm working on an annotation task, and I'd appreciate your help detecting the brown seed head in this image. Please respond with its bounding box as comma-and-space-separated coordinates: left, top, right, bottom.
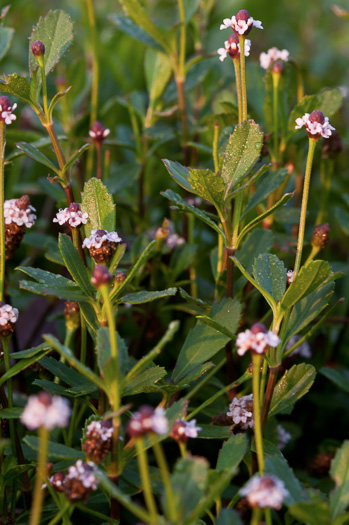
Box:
15, 195, 30, 210
50, 472, 65, 492
312, 223, 330, 249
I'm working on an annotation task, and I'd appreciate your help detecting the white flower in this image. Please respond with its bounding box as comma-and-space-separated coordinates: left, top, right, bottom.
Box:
172, 419, 201, 440
0, 303, 19, 327
236, 325, 280, 356
227, 394, 254, 429
259, 47, 289, 69
217, 38, 251, 61
220, 15, 263, 34
127, 405, 169, 437
86, 420, 113, 441
4, 198, 36, 228
166, 233, 185, 250
20, 392, 71, 430
277, 424, 292, 450
286, 334, 312, 358
240, 474, 289, 509
295, 111, 335, 138
66, 460, 98, 490
287, 270, 294, 284
0, 102, 17, 125
53, 203, 89, 228
82, 229, 122, 249
89, 121, 110, 141
151, 407, 169, 434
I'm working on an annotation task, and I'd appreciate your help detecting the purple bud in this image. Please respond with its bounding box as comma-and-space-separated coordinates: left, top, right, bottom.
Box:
32, 40, 45, 58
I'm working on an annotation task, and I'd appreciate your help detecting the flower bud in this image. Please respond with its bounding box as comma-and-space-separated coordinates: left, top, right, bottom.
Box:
89, 121, 110, 142
32, 40, 45, 58
64, 301, 80, 332
50, 472, 65, 492
91, 265, 111, 288
312, 223, 330, 249
127, 406, 168, 438
82, 420, 113, 463
115, 272, 127, 285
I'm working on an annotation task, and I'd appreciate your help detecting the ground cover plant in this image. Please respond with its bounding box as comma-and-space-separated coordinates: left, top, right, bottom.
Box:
0, 0, 349, 524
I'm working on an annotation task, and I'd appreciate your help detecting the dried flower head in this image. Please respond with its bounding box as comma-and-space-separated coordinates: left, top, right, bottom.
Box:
20, 392, 71, 430
286, 334, 312, 358
295, 110, 335, 139
53, 203, 89, 228
220, 10, 263, 35
63, 460, 98, 502
277, 424, 292, 450
312, 223, 330, 249
227, 394, 254, 430
82, 420, 113, 463
260, 47, 289, 70
171, 419, 201, 443
127, 406, 168, 438
240, 474, 289, 509
31, 40, 45, 57
217, 34, 251, 61
83, 229, 122, 263
0, 96, 17, 125
89, 121, 110, 142
91, 265, 111, 288
0, 302, 19, 338
236, 323, 280, 356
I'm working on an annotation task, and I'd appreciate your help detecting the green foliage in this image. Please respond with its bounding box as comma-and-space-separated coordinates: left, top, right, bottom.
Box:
0, 25, 14, 61
81, 177, 116, 237
330, 441, 349, 519
253, 253, 287, 303
216, 434, 247, 471
0, 73, 35, 106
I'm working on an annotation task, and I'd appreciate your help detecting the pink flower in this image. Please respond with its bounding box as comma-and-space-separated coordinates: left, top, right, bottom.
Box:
260, 47, 289, 69
218, 35, 251, 62
20, 392, 71, 430
236, 323, 280, 356
240, 474, 289, 509
295, 110, 335, 139
220, 10, 263, 36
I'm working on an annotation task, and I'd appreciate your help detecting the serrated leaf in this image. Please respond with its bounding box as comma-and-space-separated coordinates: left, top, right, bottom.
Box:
62, 143, 90, 174
58, 234, 95, 298
162, 159, 194, 192
330, 441, 349, 519
0, 73, 33, 105
17, 265, 87, 301
188, 168, 225, 210
216, 434, 247, 471
252, 253, 287, 303
81, 177, 116, 237
269, 363, 316, 417
29, 10, 74, 76
221, 120, 263, 198
0, 25, 14, 61
119, 288, 177, 304
232, 256, 276, 313
24, 436, 84, 460
15, 142, 60, 174
264, 453, 305, 506
109, 14, 164, 51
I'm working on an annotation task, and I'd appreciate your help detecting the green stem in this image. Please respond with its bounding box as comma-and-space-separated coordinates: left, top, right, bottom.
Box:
293, 138, 317, 277
136, 438, 158, 525
213, 121, 219, 173
0, 121, 6, 301
47, 501, 71, 525
39, 60, 49, 122
252, 353, 264, 474
233, 58, 242, 124
2, 339, 16, 455
188, 213, 197, 298
272, 72, 280, 166
305, 245, 320, 265
265, 507, 273, 525
152, 439, 177, 523
85, 0, 99, 180
238, 36, 247, 121
251, 507, 262, 525
29, 426, 49, 525
80, 313, 87, 365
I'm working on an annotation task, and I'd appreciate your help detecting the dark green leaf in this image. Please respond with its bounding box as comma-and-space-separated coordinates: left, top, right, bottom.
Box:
330, 441, 349, 519
215, 509, 243, 525
269, 364, 316, 417
252, 253, 287, 303
289, 501, 331, 525
123, 366, 167, 395
195, 425, 232, 439
58, 234, 95, 298
15, 142, 59, 173
29, 10, 74, 76
0, 349, 50, 388
39, 356, 96, 393
320, 367, 349, 394
81, 177, 116, 237
62, 143, 90, 174
216, 434, 247, 471
0, 74, 34, 106
80, 302, 100, 335
162, 159, 193, 192
12, 343, 50, 359
96, 328, 128, 377
0, 407, 23, 419
109, 14, 164, 51
145, 49, 173, 106
242, 168, 289, 217
179, 288, 211, 309
119, 288, 177, 304
232, 256, 276, 313
171, 456, 209, 520
188, 168, 225, 210
196, 316, 236, 339
236, 229, 274, 274
264, 453, 304, 506
19, 280, 86, 301
170, 244, 198, 281
24, 436, 84, 460
0, 25, 14, 61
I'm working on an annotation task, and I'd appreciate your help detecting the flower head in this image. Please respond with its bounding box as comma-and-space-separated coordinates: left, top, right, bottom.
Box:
218, 34, 251, 61
89, 121, 110, 142
32, 40, 45, 58
171, 419, 201, 443
259, 47, 289, 70
20, 392, 71, 430
0, 302, 19, 338
127, 406, 168, 438
236, 323, 280, 356
4, 196, 36, 228
83, 229, 122, 263
53, 202, 88, 228
0, 96, 17, 125
227, 394, 254, 429
63, 460, 98, 502
82, 420, 113, 463
240, 474, 289, 509
220, 10, 263, 36
295, 110, 335, 139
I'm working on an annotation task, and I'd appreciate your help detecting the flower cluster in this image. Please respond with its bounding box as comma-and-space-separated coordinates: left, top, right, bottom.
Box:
20, 392, 71, 430
0, 96, 17, 125
53, 202, 89, 228
83, 229, 122, 264
227, 394, 254, 430
4, 197, 36, 228
295, 110, 335, 139
127, 406, 168, 438
260, 47, 289, 69
220, 10, 263, 35
171, 419, 201, 443
218, 34, 251, 62
0, 302, 19, 338
236, 323, 280, 356
62, 460, 98, 502
82, 420, 113, 463
240, 474, 289, 509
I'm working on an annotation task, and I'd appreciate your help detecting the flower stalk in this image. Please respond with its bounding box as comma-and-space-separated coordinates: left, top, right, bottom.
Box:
252, 353, 265, 474
29, 426, 49, 525
0, 121, 6, 301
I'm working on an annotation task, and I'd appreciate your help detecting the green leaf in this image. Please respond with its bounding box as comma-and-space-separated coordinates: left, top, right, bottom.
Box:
0, 407, 23, 419
58, 234, 95, 298
15, 142, 59, 174
215, 509, 243, 525
172, 298, 241, 383
29, 10, 74, 76
96, 328, 128, 377
269, 363, 316, 417
61, 143, 90, 175
119, 288, 177, 304
221, 120, 263, 197
109, 14, 164, 51
289, 501, 331, 525
171, 456, 209, 521
39, 356, 97, 393
252, 253, 287, 303
116, 0, 171, 54
81, 177, 116, 237
320, 367, 349, 394
162, 159, 193, 192
196, 425, 232, 439
330, 441, 349, 519
48, 86, 72, 119
0, 25, 14, 61
12, 343, 50, 359
196, 316, 236, 339
179, 288, 211, 310
161, 189, 225, 239
0, 348, 50, 388
0, 74, 34, 106
242, 168, 289, 217
145, 49, 173, 108
123, 366, 167, 395
264, 453, 304, 506
170, 244, 198, 282
281, 260, 332, 311
236, 229, 274, 274
216, 434, 247, 471
24, 436, 84, 460
188, 168, 225, 210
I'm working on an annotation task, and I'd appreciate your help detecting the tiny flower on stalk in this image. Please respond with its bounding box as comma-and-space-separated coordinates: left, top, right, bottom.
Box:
240, 474, 289, 509
259, 47, 289, 70
227, 394, 254, 430
171, 419, 201, 443
20, 391, 71, 430
82, 420, 113, 464
127, 405, 168, 438
91, 265, 111, 288
286, 270, 294, 285
63, 460, 98, 502
312, 223, 330, 249
83, 229, 122, 264
53, 202, 89, 228
89, 121, 110, 142
217, 34, 251, 61
220, 9, 263, 35
49, 472, 65, 492
277, 424, 292, 450
0, 96, 17, 125
295, 110, 335, 139
236, 323, 280, 356
0, 302, 19, 338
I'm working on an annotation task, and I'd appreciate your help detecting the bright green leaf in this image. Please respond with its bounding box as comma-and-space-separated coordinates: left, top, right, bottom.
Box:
252, 253, 287, 303
188, 168, 225, 210
0, 25, 14, 61
269, 363, 316, 417
0, 74, 34, 106
15, 142, 59, 173
119, 288, 177, 304
81, 177, 116, 237
58, 234, 95, 298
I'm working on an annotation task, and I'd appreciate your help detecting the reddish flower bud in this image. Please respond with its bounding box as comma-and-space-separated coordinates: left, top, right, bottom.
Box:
32, 40, 45, 58
50, 472, 65, 492
89, 121, 110, 142
91, 265, 111, 288
250, 323, 268, 335
271, 60, 284, 76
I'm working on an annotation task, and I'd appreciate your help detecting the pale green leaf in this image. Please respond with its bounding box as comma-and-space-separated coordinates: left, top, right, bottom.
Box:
269, 363, 316, 417
81, 177, 116, 237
